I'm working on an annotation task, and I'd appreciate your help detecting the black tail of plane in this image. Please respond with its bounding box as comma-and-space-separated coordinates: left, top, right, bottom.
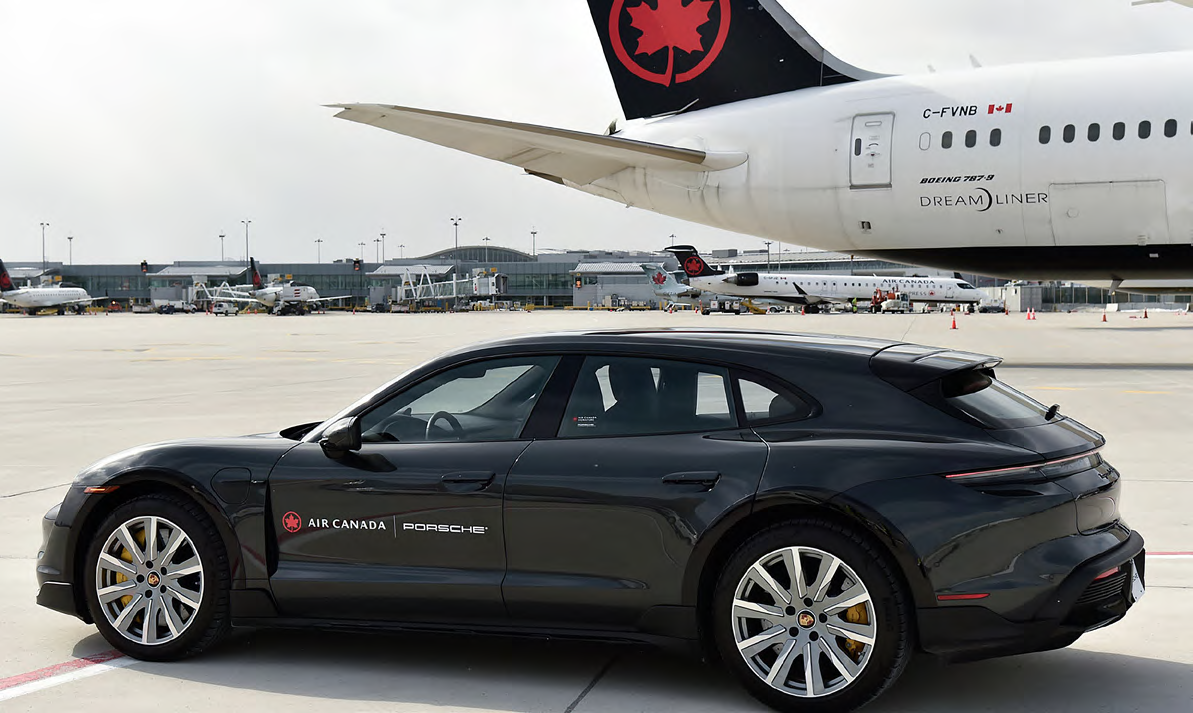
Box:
585, 1, 879, 121
250, 258, 264, 290
666, 245, 722, 278
0, 259, 14, 292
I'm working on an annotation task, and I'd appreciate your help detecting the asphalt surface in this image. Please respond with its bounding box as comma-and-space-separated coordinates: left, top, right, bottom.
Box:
1, 309, 1189, 711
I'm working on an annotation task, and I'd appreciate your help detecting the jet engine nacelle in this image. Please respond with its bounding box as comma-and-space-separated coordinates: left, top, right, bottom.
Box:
726, 272, 760, 287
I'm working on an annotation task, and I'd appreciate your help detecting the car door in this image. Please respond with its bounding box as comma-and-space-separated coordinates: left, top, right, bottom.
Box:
503, 355, 770, 631
268, 355, 560, 623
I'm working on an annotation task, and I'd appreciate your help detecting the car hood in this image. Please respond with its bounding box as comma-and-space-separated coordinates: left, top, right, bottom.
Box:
74, 435, 300, 488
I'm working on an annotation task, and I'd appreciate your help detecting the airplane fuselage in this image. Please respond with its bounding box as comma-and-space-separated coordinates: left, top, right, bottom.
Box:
582, 50, 1193, 280
0, 286, 92, 310
689, 272, 985, 305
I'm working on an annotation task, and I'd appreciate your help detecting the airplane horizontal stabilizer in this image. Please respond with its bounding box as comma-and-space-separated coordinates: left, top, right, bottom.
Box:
330, 104, 747, 185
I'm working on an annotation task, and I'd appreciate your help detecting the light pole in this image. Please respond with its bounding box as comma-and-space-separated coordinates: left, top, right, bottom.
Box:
397, 243, 405, 259
764, 241, 773, 272
374, 237, 382, 263
379, 232, 386, 262
219, 233, 226, 261
241, 220, 251, 266
67, 236, 74, 265
358, 241, 367, 261
530, 228, 537, 256
450, 216, 462, 252
40, 222, 49, 270
482, 236, 491, 263
315, 238, 324, 263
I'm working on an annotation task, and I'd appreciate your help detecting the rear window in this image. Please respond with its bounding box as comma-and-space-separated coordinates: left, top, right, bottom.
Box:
940, 370, 1051, 429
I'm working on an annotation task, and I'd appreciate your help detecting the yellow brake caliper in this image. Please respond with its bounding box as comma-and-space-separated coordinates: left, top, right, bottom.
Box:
841, 603, 869, 661
114, 527, 147, 608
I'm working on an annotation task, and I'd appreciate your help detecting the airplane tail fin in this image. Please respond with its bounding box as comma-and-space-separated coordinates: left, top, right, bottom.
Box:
250, 258, 264, 290
0, 260, 13, 292
665, 245, 721, 278
640, 263, 684, 295
584, 0, 883, 121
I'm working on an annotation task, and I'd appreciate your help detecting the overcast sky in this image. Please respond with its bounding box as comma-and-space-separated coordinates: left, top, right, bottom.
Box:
2, 0, 1192, 265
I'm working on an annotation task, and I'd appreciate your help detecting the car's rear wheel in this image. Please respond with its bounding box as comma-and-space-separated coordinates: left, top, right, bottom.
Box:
83, 494, 230, 661
712, 521, 912, 713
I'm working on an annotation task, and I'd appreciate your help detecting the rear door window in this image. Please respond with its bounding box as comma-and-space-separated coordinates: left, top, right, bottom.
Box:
558, 356, 735, 437
941, 370, 1050, 428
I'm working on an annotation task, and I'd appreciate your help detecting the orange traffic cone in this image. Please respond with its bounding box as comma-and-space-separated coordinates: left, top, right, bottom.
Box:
800, 306, 805, 316
1144, 309, 1149, 319
951, 315, 957, 330
1026, 308, 1032, 320
1102, 312, 1107, 323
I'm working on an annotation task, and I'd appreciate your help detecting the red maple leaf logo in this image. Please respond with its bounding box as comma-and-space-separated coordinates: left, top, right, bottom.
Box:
282, 511, 301, 533
652, 271, 667, 285
628, 0, 713, 57
610, 0, 730, 87
684, 256, 705, 276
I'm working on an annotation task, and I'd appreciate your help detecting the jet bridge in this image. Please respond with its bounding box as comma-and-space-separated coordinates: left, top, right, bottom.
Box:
368, 264, 507, 309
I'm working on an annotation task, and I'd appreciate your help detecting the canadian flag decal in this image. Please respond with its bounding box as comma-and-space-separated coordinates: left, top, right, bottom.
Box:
988, 103, 1013, 115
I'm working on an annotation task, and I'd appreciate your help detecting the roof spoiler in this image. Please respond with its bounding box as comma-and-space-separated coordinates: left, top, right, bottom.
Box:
869, 344, 1002, 392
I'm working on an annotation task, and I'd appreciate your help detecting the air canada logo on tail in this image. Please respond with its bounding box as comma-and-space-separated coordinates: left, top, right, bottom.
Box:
683, 255, 708, 276
610, 0, 731, 86
651, 270, 668, 285
0, 265, 13, 292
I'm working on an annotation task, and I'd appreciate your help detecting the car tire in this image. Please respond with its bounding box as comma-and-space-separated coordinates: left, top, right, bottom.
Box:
83, 493, 230, 661
712, 520, 912, 713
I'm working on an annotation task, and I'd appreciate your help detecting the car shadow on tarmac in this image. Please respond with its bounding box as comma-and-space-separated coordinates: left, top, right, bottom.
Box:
74, 629, 1191, 712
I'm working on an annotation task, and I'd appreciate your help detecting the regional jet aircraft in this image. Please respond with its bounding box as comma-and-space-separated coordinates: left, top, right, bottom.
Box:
213, 258, 350, 315
0, 259, 101, 315
331, 0, 1193, 283
665, 247, 986, 310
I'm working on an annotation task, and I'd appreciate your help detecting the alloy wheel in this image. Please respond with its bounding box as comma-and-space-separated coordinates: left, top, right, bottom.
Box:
94, 515, 205, 646
731, 546, 876, 698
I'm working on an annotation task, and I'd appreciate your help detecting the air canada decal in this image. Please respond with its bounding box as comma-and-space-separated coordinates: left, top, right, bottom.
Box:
610, 0, 731, 86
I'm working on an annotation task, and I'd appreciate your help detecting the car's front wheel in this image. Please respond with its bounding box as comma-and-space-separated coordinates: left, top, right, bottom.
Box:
83, 493, 230, 661
713, 520, 912, 713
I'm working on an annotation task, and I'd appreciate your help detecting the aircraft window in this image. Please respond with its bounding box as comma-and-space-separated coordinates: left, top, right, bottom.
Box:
958, 282, 976, 290
1113, 122, 1126, 140
1062, 124, 1075, 143
1088, 123, 1100, 142
854, 138, 862, 156
918, 132, 931, 150
1038, 126, 1051, 144
558, 357, 735, 438
989, 128, 1002, 147
941, 131, 953, 149
1139, 121, 1151, 139
964, 130, 977, 148
1165, 119, 1178, 137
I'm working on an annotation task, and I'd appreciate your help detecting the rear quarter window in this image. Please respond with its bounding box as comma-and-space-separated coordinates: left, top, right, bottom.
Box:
940, 370, 1050, 428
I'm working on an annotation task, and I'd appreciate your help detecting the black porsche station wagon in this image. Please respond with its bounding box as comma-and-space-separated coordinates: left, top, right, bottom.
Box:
37, 329, 1144, 712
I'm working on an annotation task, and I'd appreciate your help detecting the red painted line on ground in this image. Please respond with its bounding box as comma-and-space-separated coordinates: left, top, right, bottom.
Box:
1149, 551, 1193, 556
0, 650, 125, 691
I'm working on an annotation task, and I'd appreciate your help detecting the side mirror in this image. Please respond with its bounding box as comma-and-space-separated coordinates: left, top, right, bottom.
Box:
319, 417, 362, 458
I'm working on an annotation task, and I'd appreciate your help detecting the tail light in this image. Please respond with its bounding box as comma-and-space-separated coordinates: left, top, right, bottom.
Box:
943, 448, 1102, 485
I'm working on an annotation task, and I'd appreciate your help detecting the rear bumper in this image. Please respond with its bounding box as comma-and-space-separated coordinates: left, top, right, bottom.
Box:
919, 530, 1145, 661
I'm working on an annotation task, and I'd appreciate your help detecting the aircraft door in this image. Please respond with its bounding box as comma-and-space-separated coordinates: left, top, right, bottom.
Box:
850, 114, 894, 189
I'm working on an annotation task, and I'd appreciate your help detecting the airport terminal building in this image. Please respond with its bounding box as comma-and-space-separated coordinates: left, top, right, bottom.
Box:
4, 245, 1187, 311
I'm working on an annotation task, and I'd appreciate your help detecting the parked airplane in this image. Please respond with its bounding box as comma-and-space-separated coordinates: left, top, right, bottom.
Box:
640, 263, 702, 302
666, 246, 986, 310
332, 0, 1193, 281
0, 259, 100, 315
213, 258, 350, 315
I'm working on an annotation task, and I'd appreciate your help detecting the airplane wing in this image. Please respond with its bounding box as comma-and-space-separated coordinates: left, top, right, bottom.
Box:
329, 104, 748, 185
307, 295, 351, 303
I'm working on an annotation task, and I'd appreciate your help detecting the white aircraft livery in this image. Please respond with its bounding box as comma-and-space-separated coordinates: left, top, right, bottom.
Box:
215, 258, 349, 315
0, 260, 98, 315
664, 247, 986, 307
332, 0, 1193, 281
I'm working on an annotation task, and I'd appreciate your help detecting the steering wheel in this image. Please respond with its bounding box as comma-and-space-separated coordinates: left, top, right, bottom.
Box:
426, 411, 465, 441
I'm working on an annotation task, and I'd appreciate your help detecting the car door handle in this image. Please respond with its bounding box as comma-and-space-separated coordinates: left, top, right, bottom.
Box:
441, 471, 495, 485
662, 471, 721, 487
